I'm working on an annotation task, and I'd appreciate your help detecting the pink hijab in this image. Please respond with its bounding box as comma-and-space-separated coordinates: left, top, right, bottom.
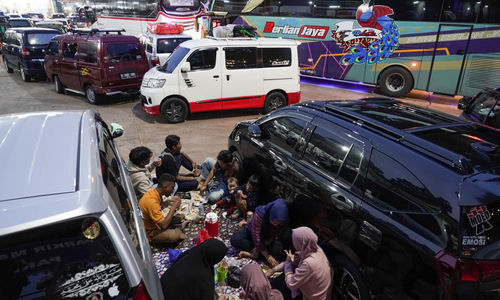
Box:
241, 263, 284, 300
292, 227, 319, 261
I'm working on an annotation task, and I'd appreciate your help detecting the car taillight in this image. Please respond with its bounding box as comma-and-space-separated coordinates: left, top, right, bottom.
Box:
22, 48, 30, 56
458, 259, 480, 282
151, 56, 160, 67
477, 260, 500, 282
129, 282, 152, 300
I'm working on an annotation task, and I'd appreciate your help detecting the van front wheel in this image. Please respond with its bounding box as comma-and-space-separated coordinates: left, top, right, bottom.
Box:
264, 91, 287, 113
161, 98, 188, 123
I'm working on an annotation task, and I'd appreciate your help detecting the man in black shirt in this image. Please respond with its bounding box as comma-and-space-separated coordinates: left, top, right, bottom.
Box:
156, 135, 203, 192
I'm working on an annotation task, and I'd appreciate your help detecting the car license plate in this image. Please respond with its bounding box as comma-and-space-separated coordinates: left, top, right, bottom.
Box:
120, 72, 136, 80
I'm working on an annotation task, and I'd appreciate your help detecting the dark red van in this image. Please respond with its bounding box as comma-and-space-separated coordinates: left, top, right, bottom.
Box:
44, 28, 149, 104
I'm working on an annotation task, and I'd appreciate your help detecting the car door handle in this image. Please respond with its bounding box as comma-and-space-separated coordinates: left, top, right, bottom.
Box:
213, 75, 219, 78
274, 159, 287, 172
226, 75, 230, 80
330, 192, 354, 212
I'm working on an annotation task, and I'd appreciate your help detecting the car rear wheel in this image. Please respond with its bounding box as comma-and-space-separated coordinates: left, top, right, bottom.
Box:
3, 59, 13, 73
264, 91, 287, 113
333, 255, 370, 300
85, 85, 101, 105
378, 66, 413, 97
54, 75, 64, 94
161, 97, 188, 123
20, 65, 31, 82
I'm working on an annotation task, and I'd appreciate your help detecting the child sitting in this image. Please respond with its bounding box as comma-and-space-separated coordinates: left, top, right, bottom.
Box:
214, 177, 239, 215
232, 174, 260, 226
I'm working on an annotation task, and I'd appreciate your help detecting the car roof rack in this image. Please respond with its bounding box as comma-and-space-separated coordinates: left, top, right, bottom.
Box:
299, 100, 474, 174
72, 28, 125, 36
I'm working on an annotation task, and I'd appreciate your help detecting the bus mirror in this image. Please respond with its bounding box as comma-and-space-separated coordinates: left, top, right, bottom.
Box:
181, 62, 191, 73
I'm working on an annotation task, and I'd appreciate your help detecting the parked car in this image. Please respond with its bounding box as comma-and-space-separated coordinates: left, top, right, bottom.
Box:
140, 37, 301, 123
51, 13, 66, 19
8, 18, 32, 28
68, 14, 87, 28
52, 18, 71, 32
138, 31, 192, 67
458, 87, 500, 129
2, 27, 60, 81
7, 13, 21, 19
0, 110, 164, 300
228, 98, 500, 300
33, 20, 67, 33
44, 28, 149, 104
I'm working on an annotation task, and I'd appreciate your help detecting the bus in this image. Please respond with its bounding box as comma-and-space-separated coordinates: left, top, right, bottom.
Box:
88, 0, 209, 38
212, 0, 500, 97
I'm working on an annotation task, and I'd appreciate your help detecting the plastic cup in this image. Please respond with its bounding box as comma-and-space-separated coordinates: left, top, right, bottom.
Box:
217, 266, 228, 285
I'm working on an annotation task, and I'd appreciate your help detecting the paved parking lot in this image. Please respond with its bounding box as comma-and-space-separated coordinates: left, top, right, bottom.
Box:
0, 61, 462, 164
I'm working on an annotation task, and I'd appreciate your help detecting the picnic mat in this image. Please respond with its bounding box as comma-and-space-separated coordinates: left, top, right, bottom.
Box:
152, 201, 256, 298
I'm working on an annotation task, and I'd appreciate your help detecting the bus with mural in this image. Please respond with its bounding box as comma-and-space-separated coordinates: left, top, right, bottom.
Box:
211, 0, 500, 97
88, 0, 210, 37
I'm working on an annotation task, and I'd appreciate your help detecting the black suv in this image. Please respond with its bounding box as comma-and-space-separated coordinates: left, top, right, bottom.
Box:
228, 98, 500, 300
458, 87, 500, 130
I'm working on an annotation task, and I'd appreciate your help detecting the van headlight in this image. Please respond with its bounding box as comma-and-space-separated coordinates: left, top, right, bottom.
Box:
142, 78, 166, 88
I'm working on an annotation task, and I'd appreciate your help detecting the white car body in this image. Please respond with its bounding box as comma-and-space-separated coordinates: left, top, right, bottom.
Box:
139, 32, 192, 67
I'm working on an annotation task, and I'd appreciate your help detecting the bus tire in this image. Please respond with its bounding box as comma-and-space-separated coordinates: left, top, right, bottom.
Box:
332, 254, 370, 300
161, 97, 188, 123
378, 66, 413, 97
264, 91, 287, 113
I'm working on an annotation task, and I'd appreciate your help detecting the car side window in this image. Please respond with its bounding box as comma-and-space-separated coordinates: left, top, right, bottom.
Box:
261, 116, 308, 153
364, 149, 434, 213
469, 93, 499, 123
187, 49, 217, 70
63, 42, 78, 59
303, 127, 351, 178
262, 48, 291, 67
97, 123, 142, 257
47, 40, 59, 55
79, 42, 98, 64
146, 43, 153, 53
225, 47, 257, 69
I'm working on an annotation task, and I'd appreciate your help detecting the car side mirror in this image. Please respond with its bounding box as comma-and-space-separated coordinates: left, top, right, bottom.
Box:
180, 62, 191, 73
248, 124, 261, 138
458, 96, 470, 110
110, 122, 124, 139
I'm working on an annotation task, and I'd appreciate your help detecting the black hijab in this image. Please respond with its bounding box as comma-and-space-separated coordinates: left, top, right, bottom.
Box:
160, 238, 228, 300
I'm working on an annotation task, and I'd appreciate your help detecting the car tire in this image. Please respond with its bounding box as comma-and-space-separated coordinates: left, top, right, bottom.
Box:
378, 66, 413, 97
264, 91, 287, 113
332, 255, 370, 300
54, 75, 64, 94
85, 85, 101, 105
3, 58, 13, 73
20, 65, 31, 82
161, 97, 188, 123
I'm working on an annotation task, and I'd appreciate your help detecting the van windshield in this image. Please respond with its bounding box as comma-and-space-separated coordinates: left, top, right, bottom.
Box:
106, 43, 143, 63
157, 37, 191, 53
0, 218, 131, 299
160, 46, 189, 73
27, 33, 58, 45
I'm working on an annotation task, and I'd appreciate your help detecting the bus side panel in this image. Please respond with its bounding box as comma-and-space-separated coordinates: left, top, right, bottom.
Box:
459, 53, 500, 96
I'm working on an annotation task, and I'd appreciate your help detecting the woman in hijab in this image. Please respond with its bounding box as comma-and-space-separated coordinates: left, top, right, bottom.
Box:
230, 198, 290, 267
240, 263, 283, 300
267, 227, 332, 300
160, 238, 227, 300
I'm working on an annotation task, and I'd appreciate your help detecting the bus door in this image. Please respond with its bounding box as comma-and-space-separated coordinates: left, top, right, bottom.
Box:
427, 24, 473, 95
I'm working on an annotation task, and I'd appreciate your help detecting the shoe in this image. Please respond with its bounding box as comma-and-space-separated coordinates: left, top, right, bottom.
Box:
222, 212, 228, 219
211, 204, 217, 210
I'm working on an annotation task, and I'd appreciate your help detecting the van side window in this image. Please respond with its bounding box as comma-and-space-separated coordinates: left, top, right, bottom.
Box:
225, 47, 257, 69
188, 49, 216, 70
263, 48, 291, 67
146, 43, 153, 53
63, 42, 78, 59
261, 116, 308, 153
47, 40, 59, 55
303, 127, 351, 178
79, 42, 98, 64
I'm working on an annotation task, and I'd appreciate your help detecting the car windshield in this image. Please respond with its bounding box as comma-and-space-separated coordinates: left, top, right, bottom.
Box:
27, 33, 58, 45
157, 37, 191, 53
160, 46, 189, 73
0, 218, 131, 298
106, 43, 143, 63
9, 20, 31, 27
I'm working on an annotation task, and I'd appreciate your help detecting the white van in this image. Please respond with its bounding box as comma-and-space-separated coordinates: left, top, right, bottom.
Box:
140, 37, 301, 123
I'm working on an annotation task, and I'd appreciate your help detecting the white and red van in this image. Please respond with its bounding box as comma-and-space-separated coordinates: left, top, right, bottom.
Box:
140, 37, 301, 123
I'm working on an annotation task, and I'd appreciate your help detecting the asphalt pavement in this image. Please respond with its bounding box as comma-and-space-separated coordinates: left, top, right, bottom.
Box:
0, 61, 462, 164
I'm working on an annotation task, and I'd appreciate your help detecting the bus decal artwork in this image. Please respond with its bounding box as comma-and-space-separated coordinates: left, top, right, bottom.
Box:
331, 0, 399, 65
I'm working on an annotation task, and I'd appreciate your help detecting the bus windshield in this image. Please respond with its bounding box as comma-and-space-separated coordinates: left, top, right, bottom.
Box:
160, 46, 190, 73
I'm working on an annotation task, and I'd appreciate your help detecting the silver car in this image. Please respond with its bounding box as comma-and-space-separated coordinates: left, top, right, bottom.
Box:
0, 110, 163, 300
